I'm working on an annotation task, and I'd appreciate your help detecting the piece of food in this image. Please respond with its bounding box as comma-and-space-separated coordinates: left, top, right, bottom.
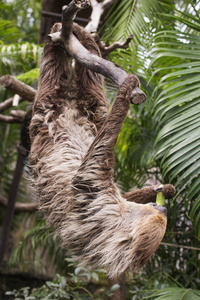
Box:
156, 185, 165, 206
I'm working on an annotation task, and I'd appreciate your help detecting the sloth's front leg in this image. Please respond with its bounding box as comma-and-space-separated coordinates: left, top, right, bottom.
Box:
124, 184, 176, 204
73, 75, 139, 188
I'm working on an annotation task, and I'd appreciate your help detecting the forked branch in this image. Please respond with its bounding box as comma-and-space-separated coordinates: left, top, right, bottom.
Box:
98, 35, 134, 57
49, 0, 146, 105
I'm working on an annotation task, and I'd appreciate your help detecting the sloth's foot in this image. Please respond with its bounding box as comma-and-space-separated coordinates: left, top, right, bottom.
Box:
74, 0, 90, 8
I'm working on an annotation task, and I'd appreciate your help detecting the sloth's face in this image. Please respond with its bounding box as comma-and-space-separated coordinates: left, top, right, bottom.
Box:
103, 201, 167, 278
127, 202, 167, 271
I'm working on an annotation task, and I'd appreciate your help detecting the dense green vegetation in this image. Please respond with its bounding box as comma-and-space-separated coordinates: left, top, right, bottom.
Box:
0, 0, 200, 299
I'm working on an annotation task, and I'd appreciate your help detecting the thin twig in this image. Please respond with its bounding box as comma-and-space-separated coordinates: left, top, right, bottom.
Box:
0, 194, 38, 213
98, 34, 134, 57
161, 242, 200, 251
0, 114, 22, 123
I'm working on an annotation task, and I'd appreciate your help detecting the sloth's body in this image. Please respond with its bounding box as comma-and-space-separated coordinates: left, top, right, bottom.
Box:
29, 23, 168, 278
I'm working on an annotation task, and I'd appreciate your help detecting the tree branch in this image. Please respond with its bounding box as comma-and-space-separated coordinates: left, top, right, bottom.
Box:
0, 97, 21, 113
97, 34, 134, 57
0, 194, 38, 213
61, 1, 90, 39
0, 114, 22, 123
49, 1, 146, 105
10, 110, 26, 122
0, 75, 36, 102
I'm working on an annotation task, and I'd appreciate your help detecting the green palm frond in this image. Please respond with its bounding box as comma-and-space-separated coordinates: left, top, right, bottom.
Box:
16, 68, 39, 86
0, 42, 42, 74
0, 0, 41, 43
102, 0, 171, 75
104, 0, 159, 42
0, 19, 22, 43
9, 221, 69, 274
151, 27, 200, 235
145, 287, 200, 300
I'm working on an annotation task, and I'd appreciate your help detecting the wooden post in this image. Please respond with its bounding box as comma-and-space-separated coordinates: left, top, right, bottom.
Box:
0, 144, 27, 265
110, 274, 126, 300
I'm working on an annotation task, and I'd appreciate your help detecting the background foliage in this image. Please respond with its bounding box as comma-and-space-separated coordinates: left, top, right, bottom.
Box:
0, 0, 200, 299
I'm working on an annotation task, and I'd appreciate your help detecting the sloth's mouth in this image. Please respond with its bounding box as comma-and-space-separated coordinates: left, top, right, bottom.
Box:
155, 205, 167, 216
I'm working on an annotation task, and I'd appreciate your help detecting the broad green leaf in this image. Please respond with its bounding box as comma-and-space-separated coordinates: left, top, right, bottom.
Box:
187, 176, 200, 202
190, 194, 200, 219
163, 149, 200, 178
155, 108, 200, 142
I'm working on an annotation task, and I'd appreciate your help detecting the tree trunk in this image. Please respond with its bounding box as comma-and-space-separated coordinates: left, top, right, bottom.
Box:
110, 274, 126, 300
0, 149, 27, 265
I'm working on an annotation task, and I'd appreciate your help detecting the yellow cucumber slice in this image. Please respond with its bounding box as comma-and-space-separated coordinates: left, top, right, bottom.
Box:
156, 192, 165, 206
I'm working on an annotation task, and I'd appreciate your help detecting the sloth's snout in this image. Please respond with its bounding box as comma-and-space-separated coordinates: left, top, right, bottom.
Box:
146, 202, 167, 216
155, 205, 167, 216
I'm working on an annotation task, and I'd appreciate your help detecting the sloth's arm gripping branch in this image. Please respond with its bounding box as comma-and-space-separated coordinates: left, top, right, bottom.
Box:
124, 185, 176, 204
49, 0, 146, 105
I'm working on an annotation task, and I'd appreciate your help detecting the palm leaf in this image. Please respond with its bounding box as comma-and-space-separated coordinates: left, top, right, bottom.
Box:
102, 0, 170, 74
151, 26, 200, 235
0, 19, 22, 43
0, 42, 42, 74
145, 287, 200, 300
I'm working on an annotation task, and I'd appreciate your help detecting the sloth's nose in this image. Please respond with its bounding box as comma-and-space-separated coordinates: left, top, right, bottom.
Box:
155, 205, 167, 216
146, 202, 167, 216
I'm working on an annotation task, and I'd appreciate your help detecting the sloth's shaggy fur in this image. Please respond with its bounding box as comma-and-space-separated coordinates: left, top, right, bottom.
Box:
29, 23, 167, 278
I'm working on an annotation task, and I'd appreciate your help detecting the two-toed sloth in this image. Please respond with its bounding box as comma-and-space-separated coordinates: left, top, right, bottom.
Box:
29, 22, 175, 278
